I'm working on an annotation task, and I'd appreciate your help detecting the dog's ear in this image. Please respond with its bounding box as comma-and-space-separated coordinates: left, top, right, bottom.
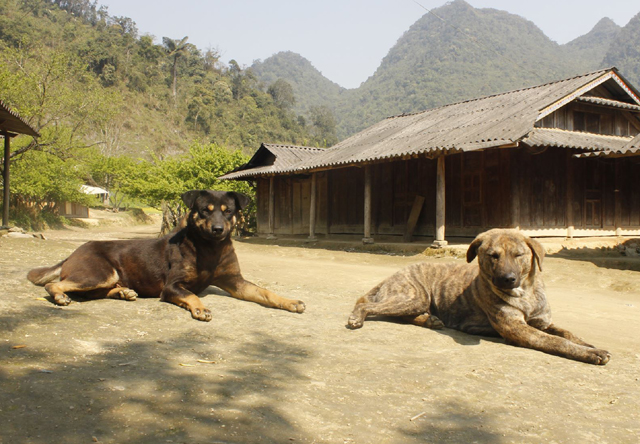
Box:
181, 190, 205, 209
526, 237, 545, 271
466, 235, 484, 263
228, 192, 251, 211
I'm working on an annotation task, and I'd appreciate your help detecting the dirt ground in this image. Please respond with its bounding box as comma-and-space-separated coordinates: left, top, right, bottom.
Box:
1, 219, 639, 444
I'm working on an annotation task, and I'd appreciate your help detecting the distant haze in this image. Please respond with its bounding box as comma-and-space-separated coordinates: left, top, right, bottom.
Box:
98, 0, 639, 89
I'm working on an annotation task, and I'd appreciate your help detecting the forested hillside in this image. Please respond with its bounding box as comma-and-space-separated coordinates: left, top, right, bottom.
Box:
562, 17, 621, 73
252, 0, 640, 138
3, 0, 640, 229
0, 0, 337, 228
603, 12, 640, 91
250, 51, 346, 121
0, 0, 331, 158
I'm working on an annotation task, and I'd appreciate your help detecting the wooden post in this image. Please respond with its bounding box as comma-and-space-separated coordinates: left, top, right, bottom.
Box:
432, 155, 448, 247
2, 135, 10, 227
566, 152, 574, 239
614, 159, 621, 237
511, 149, 520, 230
362, 165, 374, 244
308, 173, 317, 241
267, 176, 277, 240
404, 195, 425, 242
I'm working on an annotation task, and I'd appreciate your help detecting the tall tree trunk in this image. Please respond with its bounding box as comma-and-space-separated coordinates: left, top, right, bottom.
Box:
171, 55, 178, 105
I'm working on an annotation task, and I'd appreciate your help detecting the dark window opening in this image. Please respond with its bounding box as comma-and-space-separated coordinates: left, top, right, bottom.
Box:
574, 111, 600, 133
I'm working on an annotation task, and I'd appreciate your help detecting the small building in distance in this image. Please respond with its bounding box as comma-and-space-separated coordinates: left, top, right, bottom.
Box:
222, 68, 640, 244
58, 185, 109, 219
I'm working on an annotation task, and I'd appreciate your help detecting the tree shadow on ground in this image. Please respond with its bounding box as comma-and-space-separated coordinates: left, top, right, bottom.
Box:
357, 315, 503, 346
398, 400, 505, 444
0, 304, 312, 444
548, 238, 640, 272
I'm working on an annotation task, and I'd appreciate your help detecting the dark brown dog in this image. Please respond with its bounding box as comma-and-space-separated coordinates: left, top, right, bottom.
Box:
27, 190, 305, 321
348, 229, 610, 365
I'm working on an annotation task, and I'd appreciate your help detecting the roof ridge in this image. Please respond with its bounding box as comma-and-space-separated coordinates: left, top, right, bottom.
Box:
263, 143, 325, 151
530, 127, 633, 140
386, 68, 615, 120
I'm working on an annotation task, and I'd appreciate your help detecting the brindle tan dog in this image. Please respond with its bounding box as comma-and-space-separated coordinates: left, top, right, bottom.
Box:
28, 190, 305, 321
348, 229, 610, 365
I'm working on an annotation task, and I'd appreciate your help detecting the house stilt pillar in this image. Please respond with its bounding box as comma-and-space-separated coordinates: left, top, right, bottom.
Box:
267, 176, 277, 240
432, 155, 448, 248
566, 152, 574, 239
308, 173, 318, 241
2, 135, 11, 227
363, 165, 374, 244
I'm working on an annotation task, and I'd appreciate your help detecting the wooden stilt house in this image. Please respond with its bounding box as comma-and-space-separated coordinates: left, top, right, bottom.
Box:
221, 68, 640, 244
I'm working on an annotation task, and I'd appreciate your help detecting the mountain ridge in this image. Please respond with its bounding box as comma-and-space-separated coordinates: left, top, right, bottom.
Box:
251, 0, 638, 139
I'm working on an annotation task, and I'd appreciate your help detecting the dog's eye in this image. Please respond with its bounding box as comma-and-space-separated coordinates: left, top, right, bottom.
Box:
224, 209, 233, 215
490, 253, 500, 260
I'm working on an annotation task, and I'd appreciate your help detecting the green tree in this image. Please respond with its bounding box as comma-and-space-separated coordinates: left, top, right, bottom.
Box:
86, 151, 139, 210
0, 46, 121, 160
10, 149, 92, 222
267, 79, 295, 110
122, 142, 252, 233
0, 44, 122, 227
163, 36, 189, 104
309, 105, 338, 146
229, 59, 256, 101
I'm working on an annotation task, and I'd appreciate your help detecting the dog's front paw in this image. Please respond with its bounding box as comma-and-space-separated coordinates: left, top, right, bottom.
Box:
119, 289, 138, 301
587, 348, 611, 365
413, 314, 445, 329
53, 293, 72, 306
287, 300, 305, 313
347, 314, 364, 329
191, 307, 212, 322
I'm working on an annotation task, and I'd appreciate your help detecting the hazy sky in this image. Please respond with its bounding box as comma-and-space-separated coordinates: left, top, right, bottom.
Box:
98, 0, 639, 89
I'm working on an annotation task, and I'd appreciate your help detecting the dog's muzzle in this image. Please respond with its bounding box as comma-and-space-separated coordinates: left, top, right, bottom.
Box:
493, 273, 519, 290
209, 225, 227, 240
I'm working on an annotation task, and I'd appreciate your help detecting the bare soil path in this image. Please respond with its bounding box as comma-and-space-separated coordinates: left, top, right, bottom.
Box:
1, 222, 639, 443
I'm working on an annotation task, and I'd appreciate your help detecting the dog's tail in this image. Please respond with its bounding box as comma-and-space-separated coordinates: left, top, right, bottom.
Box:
27, 260, 66, 286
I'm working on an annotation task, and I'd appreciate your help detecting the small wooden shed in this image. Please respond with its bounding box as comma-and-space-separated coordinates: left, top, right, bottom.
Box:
58, 185, 110, 219
0, 100, 40, 226
222, 68, 640, 244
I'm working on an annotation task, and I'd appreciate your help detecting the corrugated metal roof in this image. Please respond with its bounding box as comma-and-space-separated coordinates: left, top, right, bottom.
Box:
522, 128, 632, 151
623, 133, 640, 150
262, 144, 325, 168
575, 133, 640, 158
0, 100, 39, 137
222, 68, 640, 178
576, 96, 640, 111
220, 143, 324, 179
80, 185, 109, 195
278, 69, 613, 172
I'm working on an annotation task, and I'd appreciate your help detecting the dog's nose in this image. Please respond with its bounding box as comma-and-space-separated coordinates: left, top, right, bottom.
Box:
497, 273, 517, 288
212, 225, 224, 235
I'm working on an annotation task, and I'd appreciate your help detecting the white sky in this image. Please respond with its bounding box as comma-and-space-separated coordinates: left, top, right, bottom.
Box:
97, 0, 640, 89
